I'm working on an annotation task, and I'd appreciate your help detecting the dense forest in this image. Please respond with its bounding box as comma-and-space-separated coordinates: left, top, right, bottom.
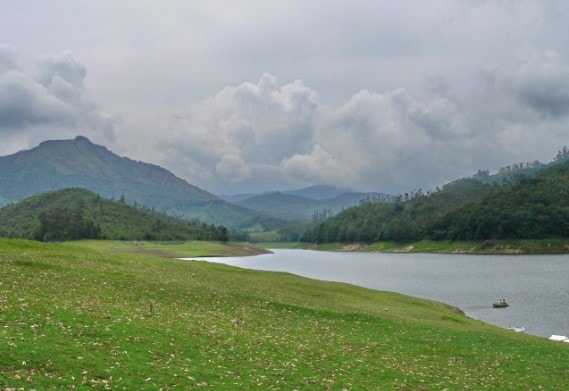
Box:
0, 188, 228, 242
302, 159, 569, 243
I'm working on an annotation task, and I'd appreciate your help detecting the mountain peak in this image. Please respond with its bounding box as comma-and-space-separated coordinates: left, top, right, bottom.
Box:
74, 135, 92, 143
0, 137, 282, 229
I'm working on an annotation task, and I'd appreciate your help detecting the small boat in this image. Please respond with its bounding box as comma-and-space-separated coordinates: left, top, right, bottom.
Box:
508, 326, 525, 333
492, 301, 509, 308
549, 335, 569, 342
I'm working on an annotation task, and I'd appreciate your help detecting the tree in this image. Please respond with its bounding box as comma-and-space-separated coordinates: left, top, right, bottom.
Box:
34, 205, 101, 242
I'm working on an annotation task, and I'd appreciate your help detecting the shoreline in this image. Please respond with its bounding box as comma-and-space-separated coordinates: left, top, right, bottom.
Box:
282, 239, 569, 255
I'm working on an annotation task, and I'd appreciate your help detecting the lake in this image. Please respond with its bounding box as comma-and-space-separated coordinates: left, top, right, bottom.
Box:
183, 249, 569, 338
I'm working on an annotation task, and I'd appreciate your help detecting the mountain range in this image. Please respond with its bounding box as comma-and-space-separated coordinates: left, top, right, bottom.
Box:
232, 190, 392, 222
218, 185, 356, 203
0, 136, 282, 230
0, 136, 393, 228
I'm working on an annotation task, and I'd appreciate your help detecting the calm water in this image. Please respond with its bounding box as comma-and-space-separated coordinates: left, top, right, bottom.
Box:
183, 249, 569, 338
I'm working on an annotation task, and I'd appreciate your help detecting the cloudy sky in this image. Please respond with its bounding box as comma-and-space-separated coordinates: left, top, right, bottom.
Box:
1, 1, 569, 195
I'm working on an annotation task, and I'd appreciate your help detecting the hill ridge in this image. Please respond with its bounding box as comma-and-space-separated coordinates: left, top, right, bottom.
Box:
0, 136, 282, 229
0, 187, 229, 241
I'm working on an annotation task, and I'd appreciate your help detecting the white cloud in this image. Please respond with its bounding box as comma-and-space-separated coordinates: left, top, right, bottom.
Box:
162, 49, 569, 194
160, 73, 320, 188
216, 154, 252, 182
0, 49, 116, 144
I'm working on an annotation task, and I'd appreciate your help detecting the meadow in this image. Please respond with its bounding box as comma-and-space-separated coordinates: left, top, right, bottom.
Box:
1, 238, 567, 389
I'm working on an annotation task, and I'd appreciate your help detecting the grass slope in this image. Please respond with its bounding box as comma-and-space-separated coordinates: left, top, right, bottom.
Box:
0, 239, 567, 389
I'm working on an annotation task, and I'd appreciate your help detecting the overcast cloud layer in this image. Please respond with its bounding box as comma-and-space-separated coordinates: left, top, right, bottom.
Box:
1, 1, 569, 194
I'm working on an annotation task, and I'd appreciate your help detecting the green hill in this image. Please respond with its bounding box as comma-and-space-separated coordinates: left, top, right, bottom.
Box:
431, 160, 569, 240
0, 188, 229, 242
0, 136, 283, 230
302, 160, 569, 243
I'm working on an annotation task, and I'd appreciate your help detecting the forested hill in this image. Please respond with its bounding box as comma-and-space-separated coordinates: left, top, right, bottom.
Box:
0, 188, 228, 242
0, 136, 282, 230
302, 159, 569, 243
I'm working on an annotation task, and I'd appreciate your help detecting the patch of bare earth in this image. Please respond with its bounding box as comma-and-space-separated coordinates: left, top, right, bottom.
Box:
339, 244, 362, 251
393, 245, 414, 253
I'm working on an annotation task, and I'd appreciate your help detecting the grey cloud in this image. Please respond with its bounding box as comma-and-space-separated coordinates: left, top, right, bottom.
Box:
512, 51, 569, 118
161, 73, 320, 188
0, 48, 115, 141
164, 76, 477, 194
165, 61, 569, 194
293, 88, 461, 192
0, 45, 18, 74
477, 51, 569, 120
36, 51, 86, 89
0, 71, 75, 129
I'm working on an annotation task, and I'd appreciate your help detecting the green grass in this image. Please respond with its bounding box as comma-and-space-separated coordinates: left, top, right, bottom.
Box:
73, 239, 268, 258
1, 238, 567, 389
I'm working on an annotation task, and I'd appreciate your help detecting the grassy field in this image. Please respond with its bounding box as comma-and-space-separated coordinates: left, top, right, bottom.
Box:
1, 238, 568, 389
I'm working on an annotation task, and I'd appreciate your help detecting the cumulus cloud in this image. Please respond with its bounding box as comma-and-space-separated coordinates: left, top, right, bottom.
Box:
162, 74, 470, 193
287, 88, 468, 192
0, 48, 116, 143
508, 51, 569, 118
163, 51, 569, 194
161, 73, 319, 189
0, 45, 18, 73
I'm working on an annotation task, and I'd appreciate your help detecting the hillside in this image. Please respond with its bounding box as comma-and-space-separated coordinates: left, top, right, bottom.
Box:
0, 136, 282, 230
302, 159, 569, 243
0, 188, 229, 241
430, 161, 569, 240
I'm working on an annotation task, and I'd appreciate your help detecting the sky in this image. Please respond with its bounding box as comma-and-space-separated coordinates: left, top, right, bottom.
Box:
1, 0, 569, 195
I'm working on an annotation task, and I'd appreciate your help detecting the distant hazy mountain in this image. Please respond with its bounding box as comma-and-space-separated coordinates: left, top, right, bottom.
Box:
218, 191, 274, 204
283, 185, 355, 200
0, 136, 282, 230
237, 189, 392, 221
218, 185, 356, 203
238, 192, 321, 221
